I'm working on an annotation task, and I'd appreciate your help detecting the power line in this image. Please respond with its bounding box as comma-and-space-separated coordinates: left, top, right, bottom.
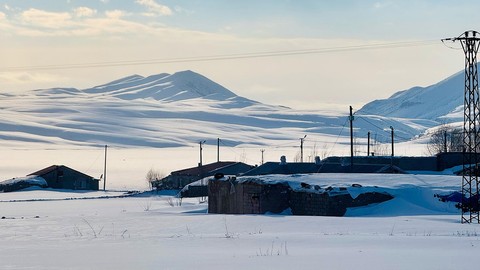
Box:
354, 108, 415, 140
441, 39, 463, 50
0, 39, 439, 72
218, 140, 259, 164
355, 115, 412, 141
356, 115, 386, 132
325, 117, 349, 157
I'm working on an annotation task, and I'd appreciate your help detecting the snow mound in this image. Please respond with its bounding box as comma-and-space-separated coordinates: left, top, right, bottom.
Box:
0, 176, 47, 192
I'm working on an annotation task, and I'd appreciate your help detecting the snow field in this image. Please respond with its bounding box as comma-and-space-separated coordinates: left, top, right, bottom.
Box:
0, 185, 478, 270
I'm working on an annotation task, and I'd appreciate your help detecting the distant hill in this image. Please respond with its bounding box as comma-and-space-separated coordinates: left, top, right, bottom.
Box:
358, 66, 467, 122
0, 70, 439, 149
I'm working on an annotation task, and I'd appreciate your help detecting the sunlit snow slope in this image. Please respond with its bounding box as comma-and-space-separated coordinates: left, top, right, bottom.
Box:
358, 65, 469, 121
0, 70, 438, 148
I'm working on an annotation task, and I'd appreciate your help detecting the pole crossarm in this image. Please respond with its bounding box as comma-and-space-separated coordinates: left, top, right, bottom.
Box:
442, 30, 480, 42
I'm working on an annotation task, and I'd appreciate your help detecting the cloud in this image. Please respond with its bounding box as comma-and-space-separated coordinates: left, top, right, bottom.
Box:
20, 8, 73, 29
0, 7, 150, 37
105, 9, 127, 19
0, 5, 175, 37
0, 71, 65, 84
73, 7, 97, 18
136, 0, 172, 16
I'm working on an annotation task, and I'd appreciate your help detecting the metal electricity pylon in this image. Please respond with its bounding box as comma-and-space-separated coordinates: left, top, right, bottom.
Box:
443, 31, 480, 223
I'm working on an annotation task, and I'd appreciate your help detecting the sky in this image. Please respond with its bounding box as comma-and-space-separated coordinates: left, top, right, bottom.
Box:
0, 0, 479, 111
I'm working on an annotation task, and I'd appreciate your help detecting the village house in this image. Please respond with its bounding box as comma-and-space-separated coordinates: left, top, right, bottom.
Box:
153, 161, 254, 190
242, 155, 404, 176
28, 165, 100, 190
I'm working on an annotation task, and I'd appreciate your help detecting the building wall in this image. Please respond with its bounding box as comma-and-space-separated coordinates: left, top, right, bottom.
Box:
41, 167, 98, 190
157, 175, 199, 190
209, 178, 393, 216
324, 154, 476, 172
157, 163, 255, 190
289, 192, 326, 215
323, 156, 438, 171
435, 152, 480, 171
208, 180, 290, 214
289, 191, 392, 216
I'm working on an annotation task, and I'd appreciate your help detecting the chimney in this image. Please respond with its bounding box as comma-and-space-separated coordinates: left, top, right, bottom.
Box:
314, 156, 321, 165
280, 155, 287, 165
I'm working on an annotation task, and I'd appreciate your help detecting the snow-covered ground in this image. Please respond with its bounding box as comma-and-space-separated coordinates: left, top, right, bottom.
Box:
0, 173, 478, 270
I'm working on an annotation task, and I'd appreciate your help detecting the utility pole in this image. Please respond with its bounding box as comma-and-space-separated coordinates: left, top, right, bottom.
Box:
103, 145, 107, 191
260, 149, 265, 165
349, 106, 354, 166
367, 131, 371, 157
199, 140, 206, 166
444, 130, 448, 153
390, 126, 394, 157
300, 135, 307, 162
443, 31, 480, 223
217, 138, 220, 162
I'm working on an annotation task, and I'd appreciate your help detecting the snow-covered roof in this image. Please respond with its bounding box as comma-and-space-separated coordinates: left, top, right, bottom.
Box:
0, 175, 47, 187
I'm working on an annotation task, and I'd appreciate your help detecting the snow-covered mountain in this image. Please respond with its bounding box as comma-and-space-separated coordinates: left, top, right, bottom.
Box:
0, 70, 437, 149
35, 70, 257, 108
358, 66, 467, 121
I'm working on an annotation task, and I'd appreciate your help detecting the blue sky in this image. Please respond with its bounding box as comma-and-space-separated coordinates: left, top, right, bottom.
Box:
3, 0, 478, 39
0, 0, 478, 110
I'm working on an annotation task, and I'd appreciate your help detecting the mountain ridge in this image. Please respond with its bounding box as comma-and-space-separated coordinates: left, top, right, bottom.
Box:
0, 69, 440, 149
358, 66, 466, 121
81, 70, 242, 102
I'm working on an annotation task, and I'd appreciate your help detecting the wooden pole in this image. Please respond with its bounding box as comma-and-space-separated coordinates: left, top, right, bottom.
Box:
217, 138, 220, 162
367, 131, 371, 156
349, 106, 354, 167
390, 126, 394, 157
103, 145, 107, 191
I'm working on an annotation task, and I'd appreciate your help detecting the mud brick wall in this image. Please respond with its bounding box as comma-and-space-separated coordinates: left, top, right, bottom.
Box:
241, 182, 263, 214
352, 192, 393, 207
256, 183, 290, 214
290, 191, 393, 216
289, 192, 352, 216
209, 179, 393, 216
208, 179, 244, 214
209, 180, 290, 214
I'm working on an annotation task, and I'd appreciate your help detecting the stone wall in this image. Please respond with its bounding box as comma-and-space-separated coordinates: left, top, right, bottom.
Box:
208, 179, 290, 214
289, 191, 393, 216
208, 178, 393, 216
